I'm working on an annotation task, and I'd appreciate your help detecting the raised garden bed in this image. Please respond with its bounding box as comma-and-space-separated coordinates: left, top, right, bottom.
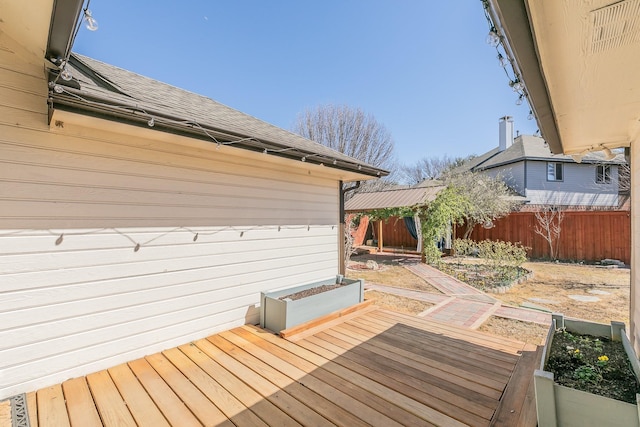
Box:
436, 260, 531, 293
260, 276, 364, 334
535, 313, 640, 427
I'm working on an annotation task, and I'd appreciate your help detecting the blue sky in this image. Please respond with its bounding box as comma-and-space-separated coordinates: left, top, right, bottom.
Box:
73, 0, 539, 166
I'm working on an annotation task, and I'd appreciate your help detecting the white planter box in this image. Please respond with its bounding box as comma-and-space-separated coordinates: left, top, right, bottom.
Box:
535, 314, 640, 427
260, 277, 364, 334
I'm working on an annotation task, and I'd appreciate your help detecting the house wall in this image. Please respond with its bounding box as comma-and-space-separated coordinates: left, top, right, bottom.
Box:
482, 161, 526, 194
524, 160, 619, 206
0, 34, 340, 398
631, 143, 640, 355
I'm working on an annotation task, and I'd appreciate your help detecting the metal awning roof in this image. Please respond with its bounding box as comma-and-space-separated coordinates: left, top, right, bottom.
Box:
345, 186, 444, 212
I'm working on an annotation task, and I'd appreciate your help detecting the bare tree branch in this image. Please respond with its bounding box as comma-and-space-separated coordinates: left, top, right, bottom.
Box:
292, 104, 396, 172
534, 207, 565, 260
443, 171, 521, 238
400, 155, 475, 185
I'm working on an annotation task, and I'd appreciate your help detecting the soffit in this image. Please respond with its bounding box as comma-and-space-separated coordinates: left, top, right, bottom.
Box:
526, 0, 640, 152
0, 0, 54, 59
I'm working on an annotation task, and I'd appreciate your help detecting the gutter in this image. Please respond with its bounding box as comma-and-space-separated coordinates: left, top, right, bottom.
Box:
487, 0, 564, 154
46, 0, 85, 61
339, 181, 361, 275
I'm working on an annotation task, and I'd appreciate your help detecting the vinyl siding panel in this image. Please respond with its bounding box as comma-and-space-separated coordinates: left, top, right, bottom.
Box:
482, 161, 526, 195
0, 46, 341, 397
525, 160, 619, 206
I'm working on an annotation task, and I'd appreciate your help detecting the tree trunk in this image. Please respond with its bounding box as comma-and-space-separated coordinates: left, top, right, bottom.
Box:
463, 221, 475, 239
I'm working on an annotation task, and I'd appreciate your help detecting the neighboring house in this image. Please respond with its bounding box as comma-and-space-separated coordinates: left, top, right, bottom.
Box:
462, 116, 626, 209
484, 1, 640, 350
0, 1, 386, 398
345, 185, 444, 252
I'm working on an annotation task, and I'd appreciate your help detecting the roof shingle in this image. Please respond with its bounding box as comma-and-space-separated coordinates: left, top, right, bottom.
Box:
50, 53, 388, 177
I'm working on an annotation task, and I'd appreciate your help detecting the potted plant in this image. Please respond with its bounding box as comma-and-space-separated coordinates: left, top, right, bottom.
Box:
534, 313, 640, 427
260, 276, 364, 334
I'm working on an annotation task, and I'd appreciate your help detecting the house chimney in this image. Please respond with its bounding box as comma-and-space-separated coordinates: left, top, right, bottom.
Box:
499, 116, 514, 151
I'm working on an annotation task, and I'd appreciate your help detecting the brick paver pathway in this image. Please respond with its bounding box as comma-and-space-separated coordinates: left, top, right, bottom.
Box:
365, 283, 450, 304
403, 261, 496, 303
363, 258, 552, 329
495, 305, 551, 325
421, 299, 501, 329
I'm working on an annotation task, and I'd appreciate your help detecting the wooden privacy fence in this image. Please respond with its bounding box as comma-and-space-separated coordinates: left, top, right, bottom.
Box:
458, 210, 631, 264
350, 215, 418, 249
376, 216, 418, 249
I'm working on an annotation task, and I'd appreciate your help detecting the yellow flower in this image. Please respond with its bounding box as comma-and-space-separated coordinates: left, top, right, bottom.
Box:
574, 349, 580, 354
598, 355, 609, 362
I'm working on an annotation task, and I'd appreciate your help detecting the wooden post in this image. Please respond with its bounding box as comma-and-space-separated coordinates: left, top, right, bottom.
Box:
339, 180, 345, 275
378, 220, 383, 252
415, 214, 422, 253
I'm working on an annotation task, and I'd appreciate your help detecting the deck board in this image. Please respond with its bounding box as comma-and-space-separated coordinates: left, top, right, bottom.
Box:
85, 370, 136, 427
0, 399, 11, 427
196, 337, 333, 426
322, 325, 501, 412
491, 345, 542, 426
305, 332, 487, 426
107, 363, 170, 427
335, 320, 507, 392
36, 384, 71, 427
238, 325, 431, 427
26, 392, 38, 427
61, 377, 102, 427
178, 343, 301, 427
162, 347, 269, 427
24, 308, 539, 427
127, 358, 201, 427
145, 353, 234, 427
208, 334, 364, 427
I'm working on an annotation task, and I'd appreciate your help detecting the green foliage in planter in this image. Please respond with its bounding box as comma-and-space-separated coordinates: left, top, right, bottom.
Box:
546, 330, 640, 403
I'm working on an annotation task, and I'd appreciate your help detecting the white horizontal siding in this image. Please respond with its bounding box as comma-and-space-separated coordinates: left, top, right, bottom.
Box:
0, 46, 342, 398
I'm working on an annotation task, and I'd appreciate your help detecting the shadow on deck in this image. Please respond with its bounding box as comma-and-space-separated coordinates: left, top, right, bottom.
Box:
13, 308, 542, 427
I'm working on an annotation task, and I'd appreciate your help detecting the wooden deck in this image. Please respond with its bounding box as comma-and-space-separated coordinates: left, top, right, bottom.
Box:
7, 308, 541, 427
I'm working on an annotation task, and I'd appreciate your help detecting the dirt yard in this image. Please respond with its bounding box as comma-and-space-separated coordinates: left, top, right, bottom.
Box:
364, 290, 434, 315
347, 253, 630, 346
496, 261, 630, 325
346, 254, 442, 294
478, 317, 550, 346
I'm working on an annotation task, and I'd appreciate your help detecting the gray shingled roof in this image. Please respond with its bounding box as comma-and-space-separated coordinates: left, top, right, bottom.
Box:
344, 186, 445, 212
49, 53, 388, 178
448, 147, 501, 175
473, 135, 625, 170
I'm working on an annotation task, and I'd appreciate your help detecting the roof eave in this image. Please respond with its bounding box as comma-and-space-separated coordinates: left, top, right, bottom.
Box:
45, 0, 84, 61
487, 0, 564, 154
49, 91, 389, 179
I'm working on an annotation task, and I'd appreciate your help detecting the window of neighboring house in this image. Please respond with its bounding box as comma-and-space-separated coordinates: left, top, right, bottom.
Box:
596, 165, 611, 184
547, 162, 563, 181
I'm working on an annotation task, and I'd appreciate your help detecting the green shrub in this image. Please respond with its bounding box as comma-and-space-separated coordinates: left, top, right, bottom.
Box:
454, 239, 527, 267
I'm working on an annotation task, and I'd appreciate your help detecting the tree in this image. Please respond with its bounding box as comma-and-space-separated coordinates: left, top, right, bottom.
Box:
292, 104, 396, 172
534, 206, 565, 260
400, 155, 474, 185
443, 171, 521, 238
418, 185, 470, 263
